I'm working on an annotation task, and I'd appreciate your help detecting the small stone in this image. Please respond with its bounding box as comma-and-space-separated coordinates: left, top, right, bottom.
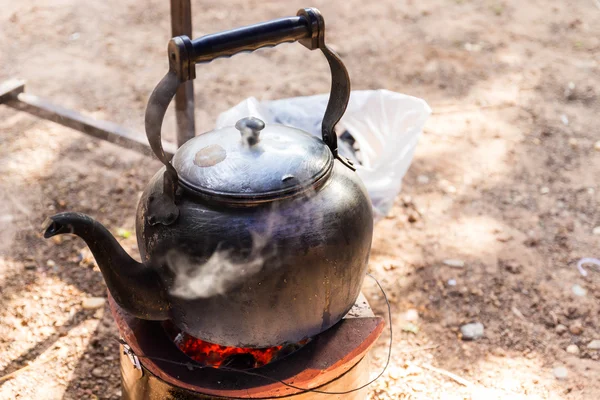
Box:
569, 322, 583, 335
82, 297, 106, 310
464, 42, 483, 52
568, 138, 578, 148
587, 340, 600, 350
401, 323, 419, 334
401, 195, 413, 206
566, 344, 579, 355
91, 368, 106, 378
93, 308, 104, 319
460, 322, 484, 340
553, 366, 568, 380
540, 187, 550, 195
594, 140, 600, 152
562, 80, 575, 99
555, 324, 568, 335
593, 226, 600, 235
46, 260, 56, 268
571, 284, 587, 297
560, 115, 569, 126
404, 309, 419, 322
512, 306, 526, 320
439, 179, 457, 194
491, 347, 506, 357
447, 279, 457, 286
443, 259, 465, 268
417, 175, 430, 184
445, 185, 457, 194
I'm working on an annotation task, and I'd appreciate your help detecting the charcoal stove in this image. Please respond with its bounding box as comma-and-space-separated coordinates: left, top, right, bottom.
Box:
110, 293, 384, 400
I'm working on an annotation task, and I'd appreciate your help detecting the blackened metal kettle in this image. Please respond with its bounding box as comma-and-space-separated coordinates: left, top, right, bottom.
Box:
44, 8, 373, 348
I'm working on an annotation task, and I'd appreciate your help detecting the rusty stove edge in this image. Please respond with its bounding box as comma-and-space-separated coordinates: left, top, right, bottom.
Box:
108, 294, 385, 398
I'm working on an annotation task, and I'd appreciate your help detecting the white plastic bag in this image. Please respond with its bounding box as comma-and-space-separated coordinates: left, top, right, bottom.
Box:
216, 90, 431, 219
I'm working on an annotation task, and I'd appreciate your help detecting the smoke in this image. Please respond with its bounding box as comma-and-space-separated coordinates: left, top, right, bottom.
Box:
164, 182, 326, 300
165, 228, 275, 300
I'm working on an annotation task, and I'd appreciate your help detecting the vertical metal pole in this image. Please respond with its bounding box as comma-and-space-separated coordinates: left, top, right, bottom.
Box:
170, 0, 196, 146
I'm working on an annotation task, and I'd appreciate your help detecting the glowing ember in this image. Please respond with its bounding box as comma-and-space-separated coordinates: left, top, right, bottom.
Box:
163, 322, 308, 369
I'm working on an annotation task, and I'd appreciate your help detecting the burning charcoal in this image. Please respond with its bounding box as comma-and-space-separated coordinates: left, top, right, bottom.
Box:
162, 322, 304, 369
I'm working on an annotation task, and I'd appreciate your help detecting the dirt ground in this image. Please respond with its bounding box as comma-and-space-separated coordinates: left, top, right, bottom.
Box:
1, 0, 599, 399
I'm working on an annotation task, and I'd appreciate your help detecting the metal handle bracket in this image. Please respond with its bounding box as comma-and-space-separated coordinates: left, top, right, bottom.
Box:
144, 8, 351, 225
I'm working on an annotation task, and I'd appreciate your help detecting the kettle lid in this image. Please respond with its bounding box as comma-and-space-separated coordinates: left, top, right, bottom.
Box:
171, 117, 333, 201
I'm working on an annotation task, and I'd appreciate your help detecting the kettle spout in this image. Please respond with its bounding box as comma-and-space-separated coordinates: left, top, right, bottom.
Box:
43, 212, 170, 320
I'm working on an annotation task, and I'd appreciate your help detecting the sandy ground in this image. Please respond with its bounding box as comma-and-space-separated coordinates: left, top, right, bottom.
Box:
1, 0, 600, 399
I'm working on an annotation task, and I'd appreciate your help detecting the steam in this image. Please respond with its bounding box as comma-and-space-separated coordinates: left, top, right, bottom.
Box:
164, 183, 326, 300
166, 230, 274, 299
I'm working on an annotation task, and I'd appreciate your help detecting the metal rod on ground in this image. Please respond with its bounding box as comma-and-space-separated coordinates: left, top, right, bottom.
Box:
0, 79, 176, 158
170, 0, 196, 147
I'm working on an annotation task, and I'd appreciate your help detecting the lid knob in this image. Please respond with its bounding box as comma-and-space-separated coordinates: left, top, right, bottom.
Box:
235, 117, 265, 146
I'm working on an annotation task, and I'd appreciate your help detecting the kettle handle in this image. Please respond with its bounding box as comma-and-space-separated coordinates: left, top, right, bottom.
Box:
145, 7, 350, 173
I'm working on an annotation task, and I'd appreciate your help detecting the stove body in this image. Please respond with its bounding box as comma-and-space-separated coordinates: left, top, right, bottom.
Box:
111, 294, 384, 400
120, 349, 372, 400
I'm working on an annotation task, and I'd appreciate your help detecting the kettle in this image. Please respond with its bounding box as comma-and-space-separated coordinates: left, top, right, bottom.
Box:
43, 8, 373, 348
